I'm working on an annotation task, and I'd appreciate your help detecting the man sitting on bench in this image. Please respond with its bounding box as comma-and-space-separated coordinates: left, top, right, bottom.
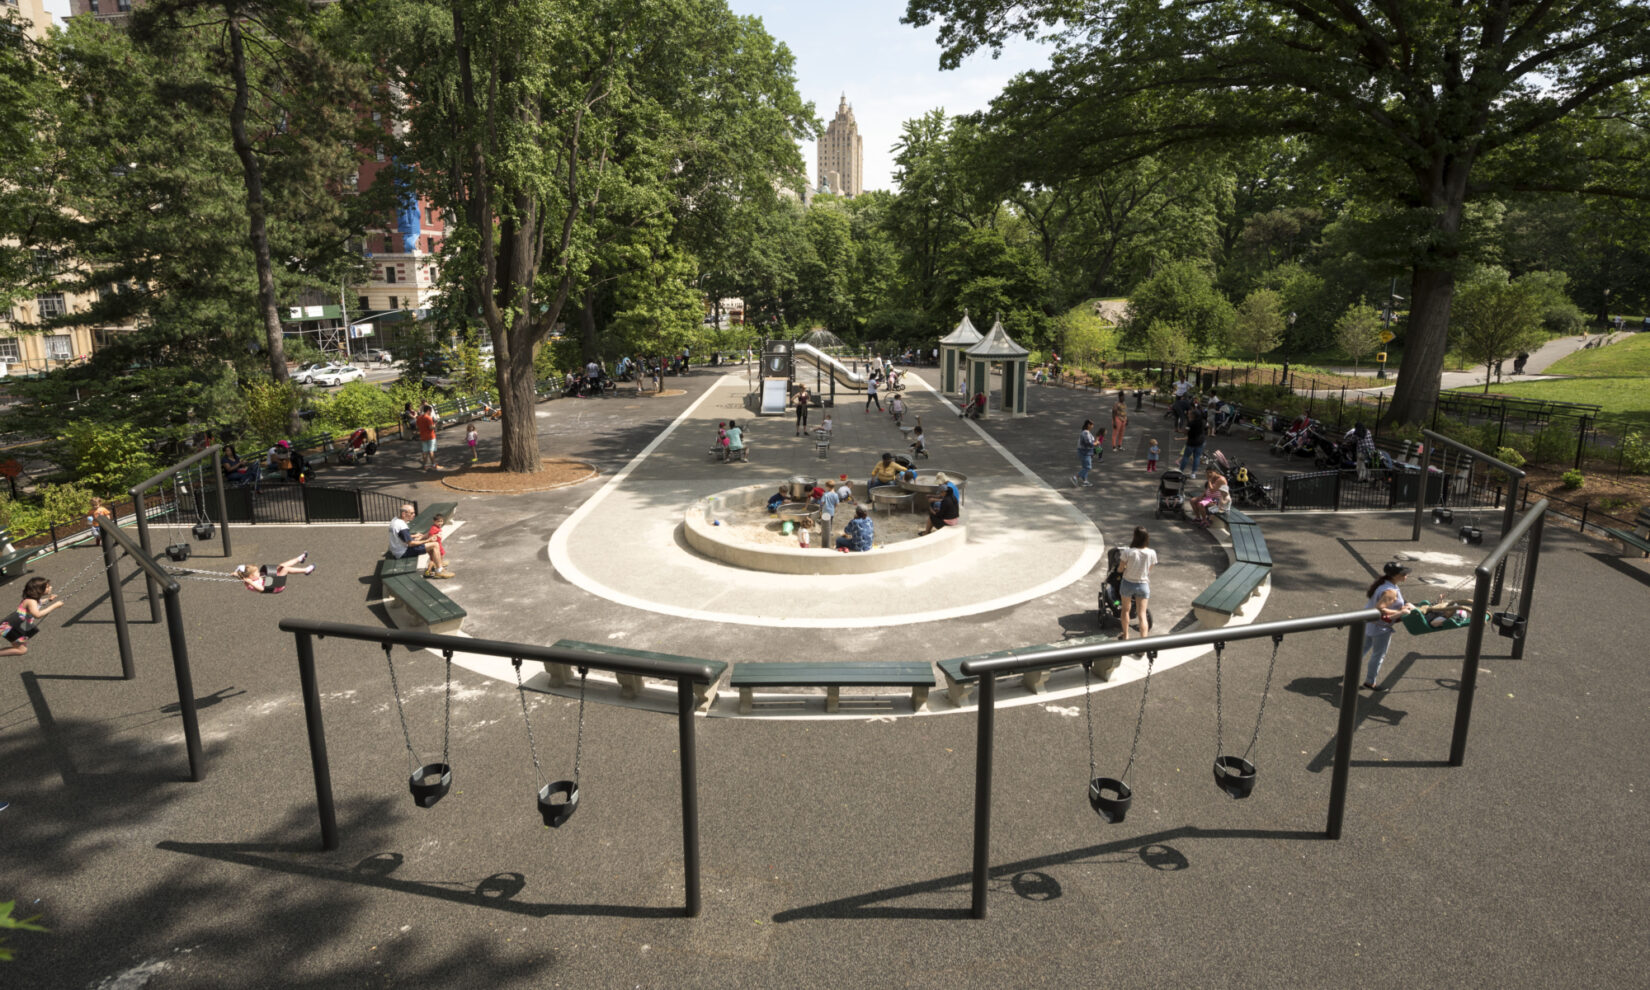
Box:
388, 503, 452, 577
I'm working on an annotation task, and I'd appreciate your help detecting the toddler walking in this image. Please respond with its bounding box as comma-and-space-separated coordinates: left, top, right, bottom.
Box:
1146, 438, 1160, 472
466, 422, 479, 462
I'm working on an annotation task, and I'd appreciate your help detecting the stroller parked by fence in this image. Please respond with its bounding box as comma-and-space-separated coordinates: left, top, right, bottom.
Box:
1213, 450, 1275, 509
1154, 469, 1189, 519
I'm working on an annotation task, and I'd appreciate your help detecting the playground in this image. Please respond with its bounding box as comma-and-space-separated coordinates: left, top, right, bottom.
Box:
2, 364, 1648, 988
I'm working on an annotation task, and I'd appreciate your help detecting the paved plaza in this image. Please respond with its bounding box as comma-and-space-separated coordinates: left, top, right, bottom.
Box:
3, 366, 1648, 988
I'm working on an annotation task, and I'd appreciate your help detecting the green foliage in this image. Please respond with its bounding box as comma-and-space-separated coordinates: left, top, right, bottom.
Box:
1494, 446, 1526, 469
1561, 469, 1584, 489
242, 378, 300, 441
56, 421, 159, 495
1143, 319, 1194, 367
0, 898, 48, 962
1531, 421, 1579, 466
1619, 432, 1650, 475
1058, 303, 1119, 368
1231, 289, 1285, 363
1333, 302, 1384, 372
1452, 271, 1548, 391
311, 380, 401, 435
1123, 261, 1235, 356
40, 481, 96, 530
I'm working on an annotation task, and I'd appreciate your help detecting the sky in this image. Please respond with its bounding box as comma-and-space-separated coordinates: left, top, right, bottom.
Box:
728, 0, 1052, 192
41, 0, 1052, 193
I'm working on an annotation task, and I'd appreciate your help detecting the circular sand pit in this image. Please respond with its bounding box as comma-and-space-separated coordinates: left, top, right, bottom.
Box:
683, 483, 964, 575
441, 458, 597, 493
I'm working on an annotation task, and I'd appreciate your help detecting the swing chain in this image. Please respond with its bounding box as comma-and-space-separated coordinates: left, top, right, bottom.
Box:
441, 650, 453, 769
1082, 661, 1096, 780
1243, 635, 1284, 761
1213, 641, 1226, 758
54, 547, 125, 601
572, 666, 589, 785
511, 659, 544, 784
382, 642, 420, 772
1121, 651, 1156, 781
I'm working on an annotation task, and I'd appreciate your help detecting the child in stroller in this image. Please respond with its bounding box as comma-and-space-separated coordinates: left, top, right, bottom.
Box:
337, 428, 376, 466
1154, 469, 1188, 519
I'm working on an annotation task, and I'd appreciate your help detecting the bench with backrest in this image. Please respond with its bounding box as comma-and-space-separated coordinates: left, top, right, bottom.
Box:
731, 661, 934, 713
547, 639, 728, 710
0, 529, 39, 579
375, 557, 466, 634
1602, 506, 1650, 557
431, 400, 467, 430
937, 634, 1122, 707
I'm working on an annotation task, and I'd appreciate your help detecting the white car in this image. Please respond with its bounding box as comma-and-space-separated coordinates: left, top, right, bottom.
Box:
294, 362, 342, 384
313, 365, 366, 387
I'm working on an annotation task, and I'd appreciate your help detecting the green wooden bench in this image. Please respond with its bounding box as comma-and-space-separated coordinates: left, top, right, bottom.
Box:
409, 502, 456, 534
548, 639, 728, 711
1192, 562, 1272, 628
377, 555, 424, 578
1602, 506, 1650, 558
381, 573, 467, 635
731, 661, 934, 713
937, 634, 1121, 707
1228, 520, 1271, 567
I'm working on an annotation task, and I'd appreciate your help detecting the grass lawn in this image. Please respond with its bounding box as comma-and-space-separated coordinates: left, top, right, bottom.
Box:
1446, 333, 1650, 430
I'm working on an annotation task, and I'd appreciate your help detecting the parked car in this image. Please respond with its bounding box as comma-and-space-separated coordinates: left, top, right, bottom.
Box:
314, 365, 366, 387
364, 348, 394, 364
295, 362, 345, 384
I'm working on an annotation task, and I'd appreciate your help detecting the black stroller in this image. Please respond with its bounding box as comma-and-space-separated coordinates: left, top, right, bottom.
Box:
1097, 546, 1154, 631
1154, 469, 1188, 519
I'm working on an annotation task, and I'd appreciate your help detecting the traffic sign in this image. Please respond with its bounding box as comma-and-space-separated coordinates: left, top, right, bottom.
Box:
1379, 330, 1395, 343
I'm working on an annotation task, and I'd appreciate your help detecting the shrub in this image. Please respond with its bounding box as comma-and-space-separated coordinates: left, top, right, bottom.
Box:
57, 420, 160, 496
1619, 431, 1650, 475
242, 379, 300, 441
1560, 469, 1583, 489
1494, 446, 1526, 468
313, 380, 401, 435
1529, 421, 1578, 466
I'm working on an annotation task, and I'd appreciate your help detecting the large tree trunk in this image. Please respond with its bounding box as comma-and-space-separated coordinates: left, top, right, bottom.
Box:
579, 289, 598, 361
1385, 266, 1455, 425
497, 321, 539, 472
226, 19, 298, 435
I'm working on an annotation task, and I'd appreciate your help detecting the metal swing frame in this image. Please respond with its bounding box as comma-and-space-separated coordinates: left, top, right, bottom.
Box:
1411, 430, 1525, 605
131, 446, 233, 623
279, 618, 717, 918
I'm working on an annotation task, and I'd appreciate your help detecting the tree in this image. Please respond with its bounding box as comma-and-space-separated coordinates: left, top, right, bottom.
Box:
1451, 274, 1546, 393
379, 0, 811, 472
1143, 319, 1193, 368
1231, 289, 1285, 364
1058, 302, 1118, 370
904, 0, 1650, 424
1333, 303, 1384, 374
1122, 260, 1235, 357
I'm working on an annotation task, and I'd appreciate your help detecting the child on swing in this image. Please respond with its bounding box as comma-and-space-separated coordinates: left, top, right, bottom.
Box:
0, 577, 63, 657
233, 553, 316, 594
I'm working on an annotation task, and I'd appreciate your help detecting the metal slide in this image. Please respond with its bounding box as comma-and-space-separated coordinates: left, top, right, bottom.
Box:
760, 378, 789, 414
792, 342, 868, 390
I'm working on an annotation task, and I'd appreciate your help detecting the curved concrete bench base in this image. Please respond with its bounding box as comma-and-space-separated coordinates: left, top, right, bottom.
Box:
684, 483, 966, 575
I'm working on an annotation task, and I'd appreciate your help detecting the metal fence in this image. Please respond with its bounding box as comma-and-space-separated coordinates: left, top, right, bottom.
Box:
1272, 462, 1504, 514
192, 483, 408, 525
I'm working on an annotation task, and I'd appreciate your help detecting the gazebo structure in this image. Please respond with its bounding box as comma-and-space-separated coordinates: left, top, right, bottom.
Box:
937, 312, 982, 395
964, 318, 1031, 419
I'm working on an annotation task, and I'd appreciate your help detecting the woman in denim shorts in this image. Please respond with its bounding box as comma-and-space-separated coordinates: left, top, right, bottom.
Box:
1117, 526, 1158, 642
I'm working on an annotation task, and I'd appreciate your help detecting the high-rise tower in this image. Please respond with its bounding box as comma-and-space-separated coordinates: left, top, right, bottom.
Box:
817, 94, 863, 198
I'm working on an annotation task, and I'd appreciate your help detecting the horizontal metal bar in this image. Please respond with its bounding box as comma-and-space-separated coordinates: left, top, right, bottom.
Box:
961, 609, 1381, 678
1421, 430, 1526, 480
276, 618, 719, 685
97, 515, 182, 591
1474, 499, 1549, 577
131, 444, 222, 498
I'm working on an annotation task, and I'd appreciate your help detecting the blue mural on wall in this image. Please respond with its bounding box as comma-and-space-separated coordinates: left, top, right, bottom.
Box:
394, 166, 420, 253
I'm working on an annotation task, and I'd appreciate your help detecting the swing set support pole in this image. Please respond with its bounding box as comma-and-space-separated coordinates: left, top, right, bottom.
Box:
163, 585, 205, 782
1326, 621, 1366, 839
212, 447, 232, 559
102, 526, 135, 681
1511, 509, 1544, 662
294, 629, 339, 850
969, 673, 996, 920
676, 679, 702, 918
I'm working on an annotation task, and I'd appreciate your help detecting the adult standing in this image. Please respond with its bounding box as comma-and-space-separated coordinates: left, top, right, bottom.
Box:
865, 373, 882, 412
794, 385, 811, 436
1073, 419, 1099, 488
1117, 526, 1157, 642
1178, 406, 1208, 477
1361, 562, 1416, 690
1110, 392, 1129, 452
415, 404, 441, 470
